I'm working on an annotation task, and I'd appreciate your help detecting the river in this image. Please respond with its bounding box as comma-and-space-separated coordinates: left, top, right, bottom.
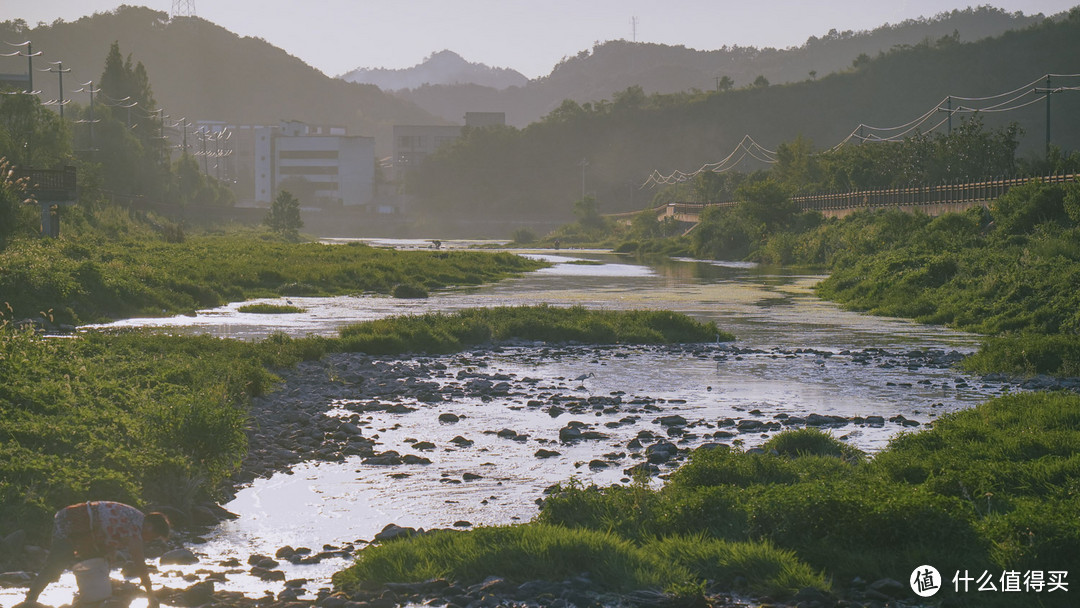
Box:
8, 245, 1021, 607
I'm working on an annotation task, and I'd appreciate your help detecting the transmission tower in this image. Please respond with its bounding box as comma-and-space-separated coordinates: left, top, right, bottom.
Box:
171, 0, 196, 17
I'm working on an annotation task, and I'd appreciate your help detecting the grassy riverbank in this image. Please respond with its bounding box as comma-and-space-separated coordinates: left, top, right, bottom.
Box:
0, 230, 545, 325
334, 393, 1080, 606
609, 179, 1080, 377
0, 306, 721, 540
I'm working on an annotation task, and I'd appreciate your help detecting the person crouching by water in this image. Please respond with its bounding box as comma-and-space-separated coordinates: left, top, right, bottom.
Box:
19, 501, 171, 608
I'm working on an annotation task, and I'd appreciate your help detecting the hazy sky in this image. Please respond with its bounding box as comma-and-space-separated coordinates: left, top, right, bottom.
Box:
3, 1, 1077, 79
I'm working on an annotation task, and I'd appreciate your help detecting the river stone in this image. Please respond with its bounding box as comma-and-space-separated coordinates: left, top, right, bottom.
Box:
535, 449, 561, 459
251, 565, 286, 581
559, 426, 582, 442
438, 413, 460, 423
449, 435, 474, 447
869, 578, 907, 598
656, 415, 688, 427
736, 419, 764, 431
177, 580, 215, 606
374, 523, 417, 542
160, 547, 199, 565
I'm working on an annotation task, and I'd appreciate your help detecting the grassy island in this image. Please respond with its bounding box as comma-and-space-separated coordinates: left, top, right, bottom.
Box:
0, 228, 546, 325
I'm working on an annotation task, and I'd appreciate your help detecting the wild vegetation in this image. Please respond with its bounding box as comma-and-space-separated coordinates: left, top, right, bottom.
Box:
407, 10, 1080, 225
0, 305, 720, 541
0, 207, 546, 325
600, 111, 1080, 378
334, 393, 1080, 606
333, 524, 828, 600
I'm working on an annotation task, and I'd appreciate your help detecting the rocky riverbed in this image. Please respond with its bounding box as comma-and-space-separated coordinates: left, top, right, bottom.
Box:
4, 341, 1075, 608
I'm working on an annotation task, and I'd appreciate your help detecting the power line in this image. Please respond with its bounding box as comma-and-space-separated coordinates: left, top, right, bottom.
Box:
644, 72, 1080, 188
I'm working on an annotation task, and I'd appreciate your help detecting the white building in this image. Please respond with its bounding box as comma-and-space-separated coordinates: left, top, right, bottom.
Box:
252, 121, 375, 207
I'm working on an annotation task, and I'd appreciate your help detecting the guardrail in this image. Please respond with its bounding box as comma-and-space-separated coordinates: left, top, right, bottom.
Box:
619, 173, 1079, 223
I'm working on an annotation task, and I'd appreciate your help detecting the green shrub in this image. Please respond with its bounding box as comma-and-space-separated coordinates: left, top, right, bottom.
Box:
763, 428, 865, 461
236, 303, 306, 314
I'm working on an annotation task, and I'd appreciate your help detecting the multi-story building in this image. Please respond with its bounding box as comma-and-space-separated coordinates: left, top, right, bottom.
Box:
391, 112, 506, 183
245, 121, 374, 207
391, 124, 463, 181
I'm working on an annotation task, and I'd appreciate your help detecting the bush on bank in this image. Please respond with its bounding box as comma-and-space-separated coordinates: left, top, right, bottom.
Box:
332, 524, 828, 599
0, 306, 721, 540
525, 394, 1080, 606
619, 179, 1080, 376
332, 395, 1080, 605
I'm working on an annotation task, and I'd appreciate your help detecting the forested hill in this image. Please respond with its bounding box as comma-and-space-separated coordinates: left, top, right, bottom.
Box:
0, 6, 440, 152
408, 10, 1080, 226
394, 6, 1047, 127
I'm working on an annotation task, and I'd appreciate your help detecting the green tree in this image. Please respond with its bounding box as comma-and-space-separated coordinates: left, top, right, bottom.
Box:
773, 135, 822, 194
265, 190, 303, 238
573, 194, 605, 230
736, 178, 797, 233
0, 93, 71, 167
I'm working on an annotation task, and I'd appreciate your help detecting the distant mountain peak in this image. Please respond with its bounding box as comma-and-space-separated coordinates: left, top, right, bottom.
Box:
339, 50, 528, 91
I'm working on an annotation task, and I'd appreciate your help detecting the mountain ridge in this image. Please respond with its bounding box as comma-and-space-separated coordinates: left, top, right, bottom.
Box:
340, 50, 528, 91
385, 6, 1052, 127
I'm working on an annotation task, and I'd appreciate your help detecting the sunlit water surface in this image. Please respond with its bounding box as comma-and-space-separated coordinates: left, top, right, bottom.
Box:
12, 243, 1017, 606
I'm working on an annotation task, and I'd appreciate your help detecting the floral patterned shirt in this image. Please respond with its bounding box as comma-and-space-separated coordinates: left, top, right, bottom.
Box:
53, 501, 145, 555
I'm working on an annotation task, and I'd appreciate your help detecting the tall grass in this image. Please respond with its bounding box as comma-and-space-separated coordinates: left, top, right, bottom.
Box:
332, 524, 827, 599
0, 235, 546, 324
337, 305, 728, 354
531, 402, 1080, 604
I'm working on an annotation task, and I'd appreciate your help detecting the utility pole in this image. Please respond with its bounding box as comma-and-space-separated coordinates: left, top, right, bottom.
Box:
43, 61, 71, 119
1035, 75, 1055, 160
579, 158, 588, 200
74, 80, 100, 151
200, 127, 209, 174
936, 96, 953, 135
630, 16, 638, 42
2, 41, 42, 94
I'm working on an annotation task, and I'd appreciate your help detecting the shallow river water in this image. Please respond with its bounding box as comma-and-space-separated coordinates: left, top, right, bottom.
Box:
10, 245, 1023, 607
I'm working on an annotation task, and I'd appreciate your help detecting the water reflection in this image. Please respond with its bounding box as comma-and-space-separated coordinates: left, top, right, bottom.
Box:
52, 244, 995, 604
